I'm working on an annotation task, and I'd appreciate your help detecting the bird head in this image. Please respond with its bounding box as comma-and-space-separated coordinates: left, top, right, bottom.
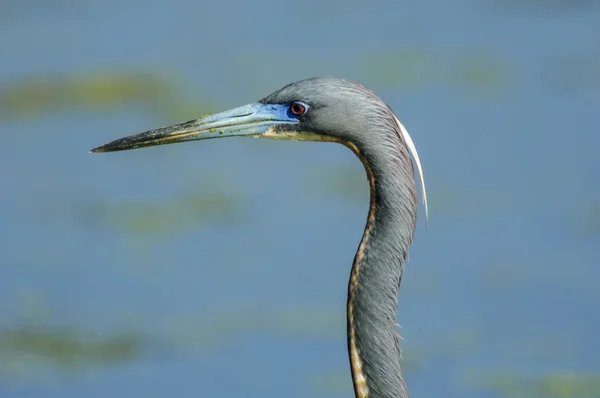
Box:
91, 77, 427, 220
91, 77, 395, 152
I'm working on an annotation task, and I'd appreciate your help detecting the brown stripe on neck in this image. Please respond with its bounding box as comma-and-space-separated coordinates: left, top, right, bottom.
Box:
345, 141, 376, 398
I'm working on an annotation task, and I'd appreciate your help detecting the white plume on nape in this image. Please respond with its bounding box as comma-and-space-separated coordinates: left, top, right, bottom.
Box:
392, 114, 428, 224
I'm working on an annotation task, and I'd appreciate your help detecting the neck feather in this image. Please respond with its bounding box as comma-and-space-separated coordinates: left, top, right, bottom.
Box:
345, 139, 417, 398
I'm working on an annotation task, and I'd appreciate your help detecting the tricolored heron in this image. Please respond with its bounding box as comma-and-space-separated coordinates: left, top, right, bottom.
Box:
92, 77, 428, 398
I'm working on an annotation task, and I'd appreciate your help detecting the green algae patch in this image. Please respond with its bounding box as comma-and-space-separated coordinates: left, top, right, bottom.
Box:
105, 192, 247, 235
579, 204, 600, 237
0, 325, 141, 382
0, 72, 172, 118
0, 71, 219, 122
357, 50, 509, 94
309, 164, 369, 202
465, 370, 600, 398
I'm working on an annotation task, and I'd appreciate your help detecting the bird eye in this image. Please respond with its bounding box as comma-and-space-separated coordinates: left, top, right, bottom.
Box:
290, 102, 307, 116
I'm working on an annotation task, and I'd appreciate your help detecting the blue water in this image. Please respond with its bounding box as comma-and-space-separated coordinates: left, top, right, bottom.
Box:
1, 1, 599, 397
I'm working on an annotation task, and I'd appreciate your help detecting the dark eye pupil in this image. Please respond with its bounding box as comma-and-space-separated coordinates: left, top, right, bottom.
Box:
290, 102, 305, 115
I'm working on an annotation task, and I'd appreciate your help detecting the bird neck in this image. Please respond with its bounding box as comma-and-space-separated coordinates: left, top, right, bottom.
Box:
345, 141, 416, 398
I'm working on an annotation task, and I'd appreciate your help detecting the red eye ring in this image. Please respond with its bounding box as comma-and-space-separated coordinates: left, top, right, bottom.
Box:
290, 102, 306, 116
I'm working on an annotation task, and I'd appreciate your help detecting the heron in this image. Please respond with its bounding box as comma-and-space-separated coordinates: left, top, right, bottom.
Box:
91, 77, 428, 398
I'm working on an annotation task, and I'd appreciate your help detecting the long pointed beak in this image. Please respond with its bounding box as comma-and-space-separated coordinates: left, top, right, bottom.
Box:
90, 103, 297, 153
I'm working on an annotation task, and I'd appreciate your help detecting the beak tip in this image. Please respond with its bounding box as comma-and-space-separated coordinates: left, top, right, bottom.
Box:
90, 146, 105, 153
90, 140, 125, 153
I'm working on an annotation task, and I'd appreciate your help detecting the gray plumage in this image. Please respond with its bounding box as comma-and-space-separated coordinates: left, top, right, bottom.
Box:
91, 76, 426, 398
265, 78, 418, 397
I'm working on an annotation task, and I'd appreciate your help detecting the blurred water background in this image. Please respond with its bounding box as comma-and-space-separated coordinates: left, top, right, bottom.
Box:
1, 0, 599, 397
